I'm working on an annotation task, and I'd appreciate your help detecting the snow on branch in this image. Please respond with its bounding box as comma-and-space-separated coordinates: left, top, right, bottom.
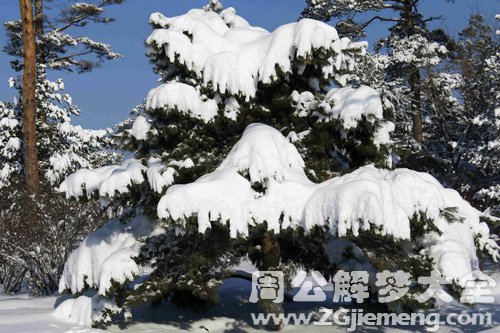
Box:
59, 158, 147, 198
317, 85, 384, 127
146, 8, 367, 99
146, 82, 219, 122
217, 124, 307, 184
58, 215, 154, 295
58, 156, 189, 198
157, 123, 499, 281
291, 85, 394, 147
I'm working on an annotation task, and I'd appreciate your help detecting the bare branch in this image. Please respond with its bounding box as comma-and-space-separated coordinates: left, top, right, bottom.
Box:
362, 15, 401, 28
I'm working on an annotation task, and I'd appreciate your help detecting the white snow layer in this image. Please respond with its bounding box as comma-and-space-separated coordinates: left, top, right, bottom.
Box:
318, 85, 384, 128
58, 156, 198, 198
146, 8, 366, 100
217, 123, 306, 184
291, 85, 394, 146
158, 123, 499, 282
58, 215, 154, 296
146, 82, 219, 122
130, 116, 151, 141
59, 158, 147, 198
52, 294, 118, 327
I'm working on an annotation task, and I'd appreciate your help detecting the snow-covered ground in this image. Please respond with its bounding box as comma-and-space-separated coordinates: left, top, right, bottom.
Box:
2, 265, 499, 333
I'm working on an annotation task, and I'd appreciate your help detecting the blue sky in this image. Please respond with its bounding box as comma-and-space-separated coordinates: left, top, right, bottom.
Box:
0, 0, 498, 129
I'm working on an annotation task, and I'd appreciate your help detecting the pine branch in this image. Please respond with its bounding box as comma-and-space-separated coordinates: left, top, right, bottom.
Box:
54, 0, 112, 33
362, 15, 401, 28
50, 50, 94, 63
423, 15, 445, 23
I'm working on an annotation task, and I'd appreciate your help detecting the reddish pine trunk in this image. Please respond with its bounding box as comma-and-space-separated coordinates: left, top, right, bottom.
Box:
19, 0, 40, 195
259, 231, 284, 331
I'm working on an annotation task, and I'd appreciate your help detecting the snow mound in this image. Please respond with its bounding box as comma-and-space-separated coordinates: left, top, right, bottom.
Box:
146, 82, 219, 122
157, 123, 499, 281
59, 215, 154, 295
217, 123, 306, 183
53, 294, 117, 327
158, 167, 317, 238
318, 85, 384, 128
158, 124, 316, 237
304, 166, 443, 239
59, 158, 146, 198
159, 169, 256, 237
146, 8, 366, 99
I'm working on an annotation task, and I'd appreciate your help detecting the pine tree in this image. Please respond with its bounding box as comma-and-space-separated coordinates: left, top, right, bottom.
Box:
301, 0, 452, 144
0, 101, 21, 189
56, 2, 498, 327
0, 0, 123, 295
420, 15, 500, 215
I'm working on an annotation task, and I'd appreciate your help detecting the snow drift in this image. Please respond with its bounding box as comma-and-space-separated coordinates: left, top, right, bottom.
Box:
52, 294, 118, 327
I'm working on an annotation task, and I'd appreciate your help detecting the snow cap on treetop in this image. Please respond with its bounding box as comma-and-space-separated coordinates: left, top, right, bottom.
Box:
217, 123, 306, 184
146, 6, 367, 100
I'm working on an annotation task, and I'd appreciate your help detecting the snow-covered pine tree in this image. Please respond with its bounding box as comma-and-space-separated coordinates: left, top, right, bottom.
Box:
0, 72, 118, 294
55, 1, 388, 323
399, 14, 499, 218
2, 0, 124, 181
56, 1, 498, 327
0, 0, 122, 295
0, 100, 21, 189
4, 0, 122, 73
3, 74, 117, 188
452, 15, 499, 216
300, 1, 497, 212
301, 0, 452, 146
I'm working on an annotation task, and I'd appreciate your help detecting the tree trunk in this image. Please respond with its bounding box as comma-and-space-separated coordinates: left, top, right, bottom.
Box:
401, 0, 423, 143
19, 0, 40, 196
410, 68, 423, 143
261, 231, 280, 270
259, 231, 284, 331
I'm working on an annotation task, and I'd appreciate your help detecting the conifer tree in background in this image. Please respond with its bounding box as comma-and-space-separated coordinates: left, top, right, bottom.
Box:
301, 0, 452, 145
56, 1, 497, 328
301, 1, 500, 219
420, 15, 499, 216
0, 0, 123, 295
454, 15, 499, 216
